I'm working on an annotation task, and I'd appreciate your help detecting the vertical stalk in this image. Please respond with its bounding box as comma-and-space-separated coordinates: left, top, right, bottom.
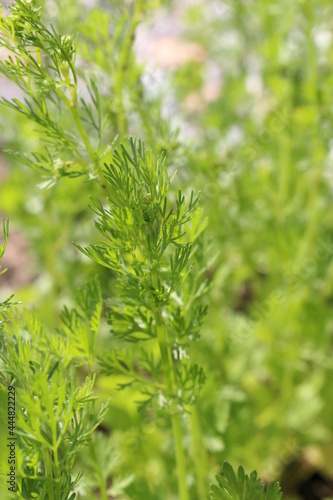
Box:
297, 0, 322, 261
278, 131, 290, 218
183, 285, 207, 498
304, 0, 318, 105
34, 48, 100, 179
52, 417, 61, 498
43, 448, 54, 500
154, 309, 189, 500
68, 86, 107, 186
190, 405, 207, 499
171, 412, 189, 500
114, 3, 142, 136
153, 277, 188, 500
69, 100, 107, 186
70, 105, 96, 163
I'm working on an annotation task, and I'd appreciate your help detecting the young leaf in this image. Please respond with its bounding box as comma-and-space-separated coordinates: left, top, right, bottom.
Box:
210, 462, 283, 500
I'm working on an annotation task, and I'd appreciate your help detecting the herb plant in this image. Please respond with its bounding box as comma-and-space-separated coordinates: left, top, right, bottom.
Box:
0, 222, 109, 498
75, 137, 208, 499
210, 462, 282, 500
2, 0, 332, 498
0, 0, 111, 187
0, 0, 169, 326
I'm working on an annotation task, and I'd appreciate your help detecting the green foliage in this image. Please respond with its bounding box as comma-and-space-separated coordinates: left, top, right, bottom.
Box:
0, 218, 107, 498
210, 462, 283, 500
0, 282, 108, 498
0, 0, 108, 186
75, 137, 209, 498
2, 0, 333, 498
77, 138, 208, 416
0, 220, 15, 331
59, 277, 102, 369
0, 0, 172, 326
0, 0, 167, 189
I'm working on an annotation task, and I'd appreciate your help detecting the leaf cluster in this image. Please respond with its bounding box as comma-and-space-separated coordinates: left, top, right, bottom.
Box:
0, 279, 108, 499
210, 462, 283, 500
0, 0, 110, 186
77, 138, 202, 306
58, 277, 102, 369
77, 138, 208, 413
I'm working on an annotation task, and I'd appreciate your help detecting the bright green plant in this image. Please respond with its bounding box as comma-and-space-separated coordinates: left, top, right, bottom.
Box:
3, 0, 333, 498
0, 128, 281, 499
73, 138, 284, 499
0, 151, 282, 498
161, 0, 333, 484
0, 260, 109, 498
0, 220, 110, 499
0, 0, 169, 187
0, 0, 111, 187
0, 0, 172, 326
210, 462, 282, 500
75, 137, 209, 499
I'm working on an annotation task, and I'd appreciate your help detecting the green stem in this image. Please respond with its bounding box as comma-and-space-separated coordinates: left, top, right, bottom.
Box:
35, 48, 99, 178
52, 417, 61, 498
296, 1, 321, 261
43, 448, 54, 500
114, 4, 142, 136
70, 104, 95, 162
278, 131, 290, 216
182, 284, 207, 498
171, 412, 189, 500
153, 296, 188, 500
70, 101, 108, 187
155, 310, 189, 500
297, 149, 322, 262
304, 0, 318, 104
190, 405, 207, 499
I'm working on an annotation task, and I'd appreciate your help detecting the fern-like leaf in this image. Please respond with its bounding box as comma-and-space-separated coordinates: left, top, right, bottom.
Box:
210, 462, 283, 500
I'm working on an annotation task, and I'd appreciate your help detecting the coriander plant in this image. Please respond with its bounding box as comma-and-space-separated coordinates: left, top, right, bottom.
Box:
0, 0, 174, 324
75, 137, 209, 499
0, 0, 108, 187
0, 1, 289, 498
210, 462, 283, 500
0, 224, 109, 498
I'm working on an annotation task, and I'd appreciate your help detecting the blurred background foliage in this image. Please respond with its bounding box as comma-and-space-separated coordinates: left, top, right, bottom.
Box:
1, 0, 333, 498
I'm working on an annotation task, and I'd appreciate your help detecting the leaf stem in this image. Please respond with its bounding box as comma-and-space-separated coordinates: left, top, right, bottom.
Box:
52, 420, 61, 498
154, 303, 188, 500
171, 412, 189, 500
155, 310, 189, 500
36, 46, 99, 176
114, 3, 141, 136
183, 282, 207, 498
190, 405, 207, 499
43, 448, 55, 500
70, 103, 95, 162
